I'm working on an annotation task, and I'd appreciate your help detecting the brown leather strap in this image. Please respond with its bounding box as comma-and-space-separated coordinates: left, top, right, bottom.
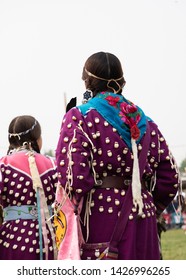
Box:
95, 176, 131, 189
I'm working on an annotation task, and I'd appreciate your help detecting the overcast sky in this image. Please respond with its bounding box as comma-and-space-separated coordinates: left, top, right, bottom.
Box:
0, 0, 186, 166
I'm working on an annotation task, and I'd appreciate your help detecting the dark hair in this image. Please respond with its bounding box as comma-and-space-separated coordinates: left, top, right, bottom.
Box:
7, 115, 41, 154
82, 51, 126, 96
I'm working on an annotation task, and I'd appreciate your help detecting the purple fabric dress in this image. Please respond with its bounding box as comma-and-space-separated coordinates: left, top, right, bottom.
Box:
0, 150, 58, 260
56, 95, 180, 260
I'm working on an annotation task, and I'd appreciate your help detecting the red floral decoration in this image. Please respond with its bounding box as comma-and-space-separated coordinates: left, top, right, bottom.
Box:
105, 96, 120, 107
102, 92, 142, 141
130, 124, 140, 140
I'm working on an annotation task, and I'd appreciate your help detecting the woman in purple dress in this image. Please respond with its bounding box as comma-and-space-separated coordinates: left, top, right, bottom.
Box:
55, 52, 180, 260
0, 115, 58, 260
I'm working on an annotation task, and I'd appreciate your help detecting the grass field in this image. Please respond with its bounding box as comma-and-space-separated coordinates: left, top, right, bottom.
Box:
161, 228, 186, 260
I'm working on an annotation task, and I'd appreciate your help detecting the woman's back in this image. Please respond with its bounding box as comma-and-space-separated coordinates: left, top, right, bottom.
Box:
0, 143, 58, 259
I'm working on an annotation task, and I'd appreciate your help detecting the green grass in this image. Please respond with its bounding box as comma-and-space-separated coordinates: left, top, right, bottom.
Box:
161, 228, 186, 260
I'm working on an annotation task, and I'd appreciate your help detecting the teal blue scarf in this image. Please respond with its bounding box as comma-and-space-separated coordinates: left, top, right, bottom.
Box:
78, 92, 150, 150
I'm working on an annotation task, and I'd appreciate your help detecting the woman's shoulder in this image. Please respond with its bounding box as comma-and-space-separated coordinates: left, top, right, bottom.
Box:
35, 153, 56, 169
63, 106, 90, 124
147, 118, 159, 131
0, 155, 8, 165
0, 152, 20, 165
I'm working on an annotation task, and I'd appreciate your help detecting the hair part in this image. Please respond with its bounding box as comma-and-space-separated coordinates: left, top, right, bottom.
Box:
82, 51, 126, 96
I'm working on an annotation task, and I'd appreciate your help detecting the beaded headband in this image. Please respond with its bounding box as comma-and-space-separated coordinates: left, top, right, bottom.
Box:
8, 120, 37, 140
85, 68, 124, 94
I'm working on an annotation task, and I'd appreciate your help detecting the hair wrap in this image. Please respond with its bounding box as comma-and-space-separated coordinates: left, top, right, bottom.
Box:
8, 120, 37, 139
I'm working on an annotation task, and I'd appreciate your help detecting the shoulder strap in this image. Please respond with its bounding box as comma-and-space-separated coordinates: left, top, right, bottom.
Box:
28, 152, 58, 260
108, 121, 150, 253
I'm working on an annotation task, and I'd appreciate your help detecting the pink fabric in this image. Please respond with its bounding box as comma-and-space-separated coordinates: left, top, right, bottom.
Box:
1, 152, 55, 175
56, 186, 81, 260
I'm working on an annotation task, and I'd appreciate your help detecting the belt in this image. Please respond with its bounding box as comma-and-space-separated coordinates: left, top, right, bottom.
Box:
4, 205, 52, 221
95, 176, 132, 189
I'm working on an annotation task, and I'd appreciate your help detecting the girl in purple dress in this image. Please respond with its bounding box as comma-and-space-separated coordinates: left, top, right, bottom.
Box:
0, 115, 58, 260
55, 52, 180, 260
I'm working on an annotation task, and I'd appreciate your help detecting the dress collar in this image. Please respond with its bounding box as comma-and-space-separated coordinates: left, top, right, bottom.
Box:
78, 92, 149, 149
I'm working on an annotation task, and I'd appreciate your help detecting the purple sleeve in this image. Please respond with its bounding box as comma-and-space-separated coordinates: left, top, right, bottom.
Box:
148, 122, 180, 215
56, 108, 95, 201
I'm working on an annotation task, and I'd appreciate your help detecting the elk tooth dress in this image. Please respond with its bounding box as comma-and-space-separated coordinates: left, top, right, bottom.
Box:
55, 92, 180, 260
0, 150, 58, 260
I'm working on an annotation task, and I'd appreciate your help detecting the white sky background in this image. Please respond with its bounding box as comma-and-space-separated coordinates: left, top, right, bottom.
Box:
0, 0, 186, 166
